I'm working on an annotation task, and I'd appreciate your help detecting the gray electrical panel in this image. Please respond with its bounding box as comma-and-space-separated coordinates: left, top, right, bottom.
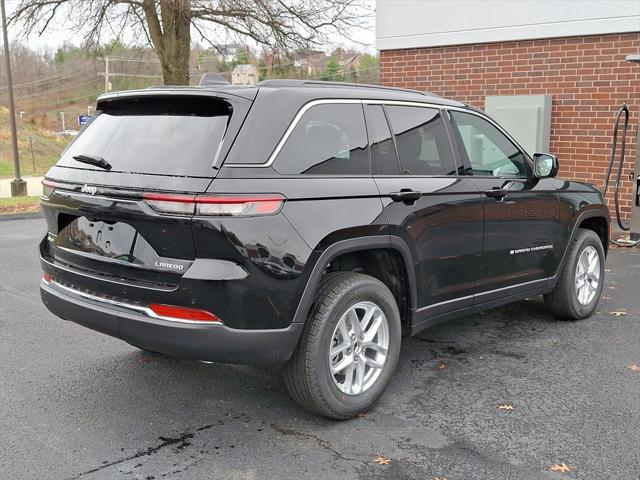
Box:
485, 95, 552, 156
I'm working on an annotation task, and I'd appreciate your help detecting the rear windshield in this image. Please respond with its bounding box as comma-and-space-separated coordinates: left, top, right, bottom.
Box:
58, 96, 231, 177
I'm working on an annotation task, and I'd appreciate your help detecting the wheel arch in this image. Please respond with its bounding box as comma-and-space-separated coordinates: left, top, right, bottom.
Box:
551, 208, 610, 286
291, 235, 417, 331
578, 215, 609, 256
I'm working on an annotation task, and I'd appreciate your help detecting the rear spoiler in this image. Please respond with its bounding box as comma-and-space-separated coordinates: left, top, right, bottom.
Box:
96, 86, 257, 110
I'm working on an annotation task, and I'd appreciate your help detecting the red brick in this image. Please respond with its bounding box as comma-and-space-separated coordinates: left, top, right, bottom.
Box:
379, 32, 640, 219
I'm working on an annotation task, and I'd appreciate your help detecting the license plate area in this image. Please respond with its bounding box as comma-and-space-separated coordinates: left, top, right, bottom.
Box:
54, 217, 191, 273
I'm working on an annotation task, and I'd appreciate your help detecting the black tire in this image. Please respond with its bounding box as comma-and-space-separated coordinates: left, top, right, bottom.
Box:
544, 228, 605, 320
283, 272, 401, 419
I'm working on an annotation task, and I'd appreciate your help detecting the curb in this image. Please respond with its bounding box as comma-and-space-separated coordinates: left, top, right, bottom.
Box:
0, 211, 45, 222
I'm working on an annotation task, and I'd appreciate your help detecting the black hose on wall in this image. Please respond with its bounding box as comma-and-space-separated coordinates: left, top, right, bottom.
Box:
604, 104, 640, 247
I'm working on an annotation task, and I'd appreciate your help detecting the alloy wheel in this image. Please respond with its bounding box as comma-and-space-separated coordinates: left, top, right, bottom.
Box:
329, 301, 389, 395
575, 245, 600, 305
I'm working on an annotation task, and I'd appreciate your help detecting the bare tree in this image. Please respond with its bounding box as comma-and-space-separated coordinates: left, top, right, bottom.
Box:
11, 0, 371, 85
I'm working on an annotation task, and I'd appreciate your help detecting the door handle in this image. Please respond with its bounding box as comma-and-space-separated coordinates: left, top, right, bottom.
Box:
390, 190, 422, 203
483, 187, 509, 199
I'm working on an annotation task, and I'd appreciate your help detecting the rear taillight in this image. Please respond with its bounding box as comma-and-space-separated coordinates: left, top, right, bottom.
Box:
143, 193, 285, 216
196, 195, 285, 216
148, 303, 222, 323
42, 273, 52, 284
41, 180, 55, 198
142, 193, 197, 215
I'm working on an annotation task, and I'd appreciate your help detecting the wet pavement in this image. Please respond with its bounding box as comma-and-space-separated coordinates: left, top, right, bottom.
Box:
1, 218, 639, 479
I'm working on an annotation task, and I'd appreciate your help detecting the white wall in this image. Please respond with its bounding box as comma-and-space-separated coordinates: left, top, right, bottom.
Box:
376, 0, 640, 50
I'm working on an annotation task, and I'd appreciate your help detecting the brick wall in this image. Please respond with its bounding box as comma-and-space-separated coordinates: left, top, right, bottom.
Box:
380, 33, 640, 219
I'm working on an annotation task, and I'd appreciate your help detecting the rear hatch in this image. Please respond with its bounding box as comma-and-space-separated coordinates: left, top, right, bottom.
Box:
41, 89, 253, 293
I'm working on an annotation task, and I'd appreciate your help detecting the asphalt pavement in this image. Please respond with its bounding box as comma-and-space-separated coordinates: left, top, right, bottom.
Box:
1, 218, 639, 480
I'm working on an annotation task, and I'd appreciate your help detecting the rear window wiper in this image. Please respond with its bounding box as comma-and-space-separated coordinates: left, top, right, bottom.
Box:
72, 154, 112, 171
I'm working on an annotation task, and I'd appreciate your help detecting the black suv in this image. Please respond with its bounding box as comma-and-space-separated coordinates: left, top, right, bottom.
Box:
40, 80, 609, 419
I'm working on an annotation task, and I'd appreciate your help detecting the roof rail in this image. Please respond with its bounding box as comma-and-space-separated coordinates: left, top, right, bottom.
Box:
257, 79, 439, 98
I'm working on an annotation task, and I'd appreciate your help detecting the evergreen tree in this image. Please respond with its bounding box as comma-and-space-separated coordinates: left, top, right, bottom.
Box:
320, 54, 343, 81
358, 53, 379, 84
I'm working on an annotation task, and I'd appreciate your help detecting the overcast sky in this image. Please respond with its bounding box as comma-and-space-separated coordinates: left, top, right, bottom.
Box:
6, 0, 377, 53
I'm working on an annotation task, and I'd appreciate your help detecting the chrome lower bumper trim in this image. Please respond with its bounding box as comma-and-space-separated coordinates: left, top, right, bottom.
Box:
42, 278, 221, 325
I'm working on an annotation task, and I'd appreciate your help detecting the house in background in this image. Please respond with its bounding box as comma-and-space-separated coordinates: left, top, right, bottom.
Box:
376, 0, 640, 219
292, 50, 328, 77
291, 48, 363, 79
231, 64, 259, 85
339, 52, 362, 79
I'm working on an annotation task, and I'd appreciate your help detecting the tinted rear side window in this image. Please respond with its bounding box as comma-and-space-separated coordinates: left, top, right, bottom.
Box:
365, 104, 400, 175
386, 106, 455, 176
58, 96, 231, 177
274, 103, 369, 175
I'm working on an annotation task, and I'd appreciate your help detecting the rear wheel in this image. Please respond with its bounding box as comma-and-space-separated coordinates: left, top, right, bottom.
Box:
283, 272, 401, 419
544, 228, 605, 319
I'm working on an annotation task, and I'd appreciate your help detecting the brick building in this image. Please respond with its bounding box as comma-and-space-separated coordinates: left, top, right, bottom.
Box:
377, 0, 640, 219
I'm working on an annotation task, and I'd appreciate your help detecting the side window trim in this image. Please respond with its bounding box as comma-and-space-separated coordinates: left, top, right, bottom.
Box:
272, 101, 371, 176
439, 108, 464, 176
257, 98, 363, 169
363, 103, 402, 176
448, 107, 533, 178
445, 109, 473, 175
225, 98, 488, 170
381, 105, 404, 175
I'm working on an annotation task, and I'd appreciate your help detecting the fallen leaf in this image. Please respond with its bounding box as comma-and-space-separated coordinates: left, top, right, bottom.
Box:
610, 310, 628, 316
605, 269, 612, 272
628, 364, 640, 372
432, 477, 448, 480
373, 454, 391, 465
497, 403, 514, 411
549, 463, 571, 474
140, 355, 150, 364
435, 363, 447, 370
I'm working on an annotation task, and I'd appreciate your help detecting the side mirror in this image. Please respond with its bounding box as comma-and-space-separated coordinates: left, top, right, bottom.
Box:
533, 153, 558, 178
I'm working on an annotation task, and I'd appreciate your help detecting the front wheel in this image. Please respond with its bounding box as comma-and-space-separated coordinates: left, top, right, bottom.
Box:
283, 272, 401, 419
544, 228, 605, 320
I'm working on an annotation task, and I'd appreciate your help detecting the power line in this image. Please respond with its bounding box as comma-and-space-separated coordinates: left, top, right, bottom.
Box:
23, 88, 105, 111
97, 72, 162, 79
14, 74, 102, 100
1, 65, 98, 90
107, 56, 161, 63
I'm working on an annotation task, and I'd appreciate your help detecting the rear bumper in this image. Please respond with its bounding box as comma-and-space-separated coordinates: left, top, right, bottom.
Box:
40, 280, 303, 364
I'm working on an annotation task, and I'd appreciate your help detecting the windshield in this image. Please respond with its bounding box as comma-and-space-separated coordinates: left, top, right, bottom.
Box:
58, 96, 231, 177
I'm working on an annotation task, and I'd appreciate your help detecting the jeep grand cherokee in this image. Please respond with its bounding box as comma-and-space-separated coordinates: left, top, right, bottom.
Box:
40, 80, 609, 419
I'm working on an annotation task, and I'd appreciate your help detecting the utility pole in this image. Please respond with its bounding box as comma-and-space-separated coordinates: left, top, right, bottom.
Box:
1, 0, 27, 196
104, 56, 110, 92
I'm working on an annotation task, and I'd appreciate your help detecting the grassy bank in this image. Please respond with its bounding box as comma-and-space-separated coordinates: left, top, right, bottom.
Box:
0, 107, 70, 178
0, 196, 41, 215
